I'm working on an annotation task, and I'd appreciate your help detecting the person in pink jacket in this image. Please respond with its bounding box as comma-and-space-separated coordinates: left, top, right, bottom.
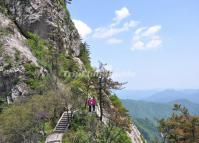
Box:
91, 97, 97, 112
86, 97, 92, 112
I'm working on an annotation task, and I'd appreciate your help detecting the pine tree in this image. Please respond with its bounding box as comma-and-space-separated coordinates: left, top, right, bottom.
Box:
159, 104, 199, 143
96, 62, 125, 121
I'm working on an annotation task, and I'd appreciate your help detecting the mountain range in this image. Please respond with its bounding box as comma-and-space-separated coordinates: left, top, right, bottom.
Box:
117, 89, 199, 104
145, 89, 199, 104
122, 99, 199, 124
118, 89, 199, 142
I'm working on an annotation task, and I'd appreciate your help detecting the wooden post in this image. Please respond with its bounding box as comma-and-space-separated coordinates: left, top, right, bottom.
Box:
99, 77, 103, 121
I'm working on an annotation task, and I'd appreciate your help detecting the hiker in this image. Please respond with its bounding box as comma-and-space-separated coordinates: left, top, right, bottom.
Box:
86, 97, 92, 112
91, 97, 97, 112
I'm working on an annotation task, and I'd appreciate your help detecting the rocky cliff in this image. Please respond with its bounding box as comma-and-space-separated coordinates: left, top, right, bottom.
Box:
0, 0, 84, 103
5, 0, 81, 56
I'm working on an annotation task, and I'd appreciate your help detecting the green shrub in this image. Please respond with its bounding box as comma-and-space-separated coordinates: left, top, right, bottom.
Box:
44, 122, 54, 135
0, 91, 71, 143
14, 49, 21, 62
0, 42, 3, 56
110, 95, 129, 113
79, 43, 92, 70
57, 53, 80, 81
24, 64, 38, 78
0, 1, 8, 15
63, 111, 132, 143
24, 63, 46, 90
3, 55, 12, 69
27, 33, 50, 67
63, 129, 89, 143
0, 26, 14, 37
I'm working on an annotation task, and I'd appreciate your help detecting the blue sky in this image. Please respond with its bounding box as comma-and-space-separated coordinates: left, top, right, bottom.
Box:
68, 0, 199, 90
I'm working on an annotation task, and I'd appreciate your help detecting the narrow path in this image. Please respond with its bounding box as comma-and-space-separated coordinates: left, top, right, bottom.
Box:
45, 111, 73, 143
45, 133, 64, 143
46, 107, 144, 143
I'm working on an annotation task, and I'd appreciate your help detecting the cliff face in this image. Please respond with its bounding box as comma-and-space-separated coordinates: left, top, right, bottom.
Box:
0, 13, 39, 102
5, 0, 81, 56
0, 0, 83, 102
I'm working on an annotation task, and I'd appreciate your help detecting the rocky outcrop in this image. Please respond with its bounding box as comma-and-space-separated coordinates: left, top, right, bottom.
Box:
5, 0, 81, 56
0, 0, 84, 102
0, 13, 39, 102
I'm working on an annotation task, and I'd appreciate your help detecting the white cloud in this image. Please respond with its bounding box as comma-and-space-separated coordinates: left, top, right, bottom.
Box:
73, 19, 92, 38
93, 20, 138, 39
107, 38, 123, 45
92, 7, 139, 45
132, 25, 162, 51
146, 36, 162, 48
114, 7, 130, 22
143, 25, 162, 37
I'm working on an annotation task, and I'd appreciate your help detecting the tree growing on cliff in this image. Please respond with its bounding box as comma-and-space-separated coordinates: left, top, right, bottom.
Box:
78, 42, 91, 70
96, 63, 125, 121
158, 104, 199, 143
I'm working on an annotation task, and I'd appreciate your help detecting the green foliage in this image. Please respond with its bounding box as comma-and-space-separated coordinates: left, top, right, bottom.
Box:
64, 129, 90, 143
122, 99, 173, 124
69, 111, 97, 131
44, 122, 54, 135
0, 42, 3, 56
79, 43, 92, 70
27, 78, 43, 90
97, 125, 132, 143
27, 32, 82, 83
14, 49, 21, 62
111, 128, 132, 143
3, 55, 12, 71
0, 105, 37, 143
0, 97, 7, 113
122, 99, 199, 142
134, 118, 162, 143
158, 104, 199, 143
0, 22, 15, 37
63, 112, 96, 143
110, 95, 128, 113
108, 95, 132, 131
0, 1, 8, 15
0, 28, 10, 36
24, 64, 39, 78
0, 91, 71, 143
27, 33, 50, 67
24, 64, 43, 90
63, 111, 132, 143
58, 53, 80, 80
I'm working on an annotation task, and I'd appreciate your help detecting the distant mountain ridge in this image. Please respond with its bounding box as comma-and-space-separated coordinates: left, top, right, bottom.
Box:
122, 99, 199, 123
117, 89, 199, 142
145, 89, 199, 104
116, 90, 159, 100
117, 89, 199, 104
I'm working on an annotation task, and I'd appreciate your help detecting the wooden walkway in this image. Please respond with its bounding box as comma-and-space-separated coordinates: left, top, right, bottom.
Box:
45, 111, 73, 143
